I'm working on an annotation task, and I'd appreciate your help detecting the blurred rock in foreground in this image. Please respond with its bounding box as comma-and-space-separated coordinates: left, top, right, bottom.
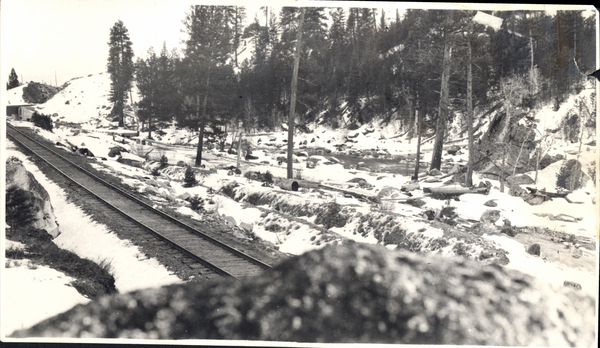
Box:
12, 243, 595, 346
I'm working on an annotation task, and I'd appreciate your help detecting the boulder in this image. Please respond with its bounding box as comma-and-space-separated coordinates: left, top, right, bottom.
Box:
428, 168, 443, 176
5, 158, 60, 238
11, 243, 595, 346
176, 192, 192, 201
405, 198, 426, 208
506, 174, 535, 186
538, 153, 564, 170
508, 182, 527, 197
500, 226, 517, 237
108, 147, 121, 158
377, 186, 404, 201
143, 186, 161, 196
401, 182, 420, 192
480, 210, 501, 224
223, 215, 237, 226
523, 194, 547, 206
77, 147, 94, 157
527, 243, 541, 256
240, 222, 254, 233
483, 200, 498, 207
447, 145, 461, 155
556, 159, 588, 190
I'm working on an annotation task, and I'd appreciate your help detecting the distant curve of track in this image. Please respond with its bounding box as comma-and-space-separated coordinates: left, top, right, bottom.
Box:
7, 124, 272, 280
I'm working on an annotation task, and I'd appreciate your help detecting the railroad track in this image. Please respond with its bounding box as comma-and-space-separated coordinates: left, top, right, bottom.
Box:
7, 124, 272, 279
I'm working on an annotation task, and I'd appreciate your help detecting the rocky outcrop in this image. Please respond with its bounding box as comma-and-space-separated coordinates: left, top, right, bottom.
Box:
22, 82, 59, 104
12, 243, 595, 346
5, 157, 59, 237
556, 159, 589, 190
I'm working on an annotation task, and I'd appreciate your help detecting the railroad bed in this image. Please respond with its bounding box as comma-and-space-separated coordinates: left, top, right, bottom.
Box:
7, 125, 272, 280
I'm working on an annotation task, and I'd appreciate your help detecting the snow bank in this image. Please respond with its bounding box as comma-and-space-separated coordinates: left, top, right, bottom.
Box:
485, 235, 598, 298
2, 262, 89, 335
3, 140, 182, 335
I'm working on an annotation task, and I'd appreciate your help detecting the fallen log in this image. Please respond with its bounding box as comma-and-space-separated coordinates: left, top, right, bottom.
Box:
525, 187, 574, 202
423, 185, 490, 196
319, 183, 378, 203
525, 187, 570, 198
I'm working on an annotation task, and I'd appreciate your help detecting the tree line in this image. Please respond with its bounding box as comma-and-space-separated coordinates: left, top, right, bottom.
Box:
106, 6, 596, 169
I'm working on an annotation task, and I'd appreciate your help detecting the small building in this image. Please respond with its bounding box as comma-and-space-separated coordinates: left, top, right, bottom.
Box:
6, 104, 35, 121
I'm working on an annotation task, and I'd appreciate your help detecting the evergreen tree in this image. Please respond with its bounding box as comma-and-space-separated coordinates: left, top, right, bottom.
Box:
7, 68, 20, 90
107, 20, 134, 127
183, 5, 233, 167
135, 43, 181, 139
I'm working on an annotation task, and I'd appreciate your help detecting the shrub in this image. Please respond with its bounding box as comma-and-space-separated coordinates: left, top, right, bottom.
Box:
151, 167, 161, 177
264, 171, 273, 184
159, 154, 168, 168
315, 202, 348, 229
500, 226, 517, 237
527, 243, 541, 256
244, 171, 274, 184
188, 196, 204, 212
5, 187, 37, 228
382, 226, 407, 245
220, 182, 240, 199
31, 112, 53, 132
183, 165, 197, 188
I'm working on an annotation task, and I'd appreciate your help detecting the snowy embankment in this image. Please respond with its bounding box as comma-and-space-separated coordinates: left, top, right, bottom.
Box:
3, 140, 181, 335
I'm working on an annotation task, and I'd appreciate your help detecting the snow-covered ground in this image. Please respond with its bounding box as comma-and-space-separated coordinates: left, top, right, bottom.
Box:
3, 73, 598, 335
2, 140, 182, 336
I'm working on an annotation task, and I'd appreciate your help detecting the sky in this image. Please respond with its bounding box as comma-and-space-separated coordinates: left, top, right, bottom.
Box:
1, 1, 596, 87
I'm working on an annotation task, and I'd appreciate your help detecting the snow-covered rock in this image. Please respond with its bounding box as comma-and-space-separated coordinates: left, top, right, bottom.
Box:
5, 157, 60, 237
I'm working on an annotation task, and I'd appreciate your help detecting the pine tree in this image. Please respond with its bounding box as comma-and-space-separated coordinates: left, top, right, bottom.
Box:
183, 5, 233, 167
107, 20, 134, 128
7, 68, 20, 90
135, 43, 181, 139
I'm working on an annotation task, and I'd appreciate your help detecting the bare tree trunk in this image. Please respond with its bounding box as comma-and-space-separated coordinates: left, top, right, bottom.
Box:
221, 123, 227, 152
413, 100, 421, 181
287, 8, 305, 179
148, 101, 153, 139
237, 131, 243, 168
466, 34, 474, 187
430, 40, 452, 170
500, 144, 506, 193
195, 66, 212, 167
529, 27, 537, 95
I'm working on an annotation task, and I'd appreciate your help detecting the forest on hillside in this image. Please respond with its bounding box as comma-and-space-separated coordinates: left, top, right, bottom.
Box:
132, 7, 595, 135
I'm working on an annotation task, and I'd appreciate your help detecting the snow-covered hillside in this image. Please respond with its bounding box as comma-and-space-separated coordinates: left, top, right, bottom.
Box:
5, 84, 30, 105
33, 73, 139, 127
